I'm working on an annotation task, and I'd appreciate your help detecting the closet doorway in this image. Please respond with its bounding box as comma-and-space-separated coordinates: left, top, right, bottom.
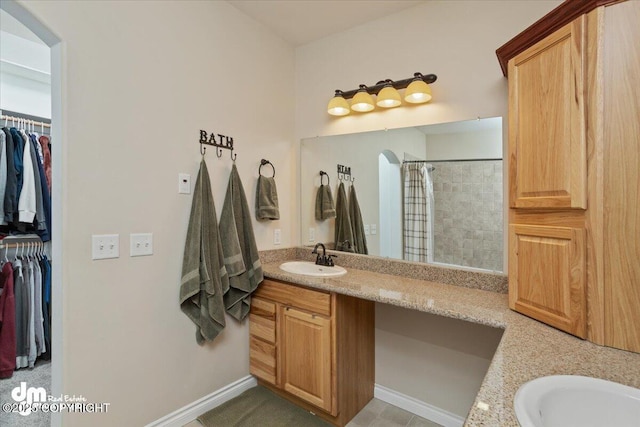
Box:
0, 2, 63, 427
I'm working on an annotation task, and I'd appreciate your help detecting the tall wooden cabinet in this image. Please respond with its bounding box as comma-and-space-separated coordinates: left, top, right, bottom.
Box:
249, 279, 374, 426
500, 0, 640, 353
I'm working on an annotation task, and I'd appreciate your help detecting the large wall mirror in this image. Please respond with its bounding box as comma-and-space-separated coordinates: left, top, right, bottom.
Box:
300, 117, 504, 272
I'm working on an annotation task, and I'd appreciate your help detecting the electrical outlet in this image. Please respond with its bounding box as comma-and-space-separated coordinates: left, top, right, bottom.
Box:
178, 173, 191, 194
274, 228, 281, 245
309, 227, 315, 242
130, 233, 153, 256
364, 224, 370, 235
371, 224, 377, 235
92, 234, 119, 260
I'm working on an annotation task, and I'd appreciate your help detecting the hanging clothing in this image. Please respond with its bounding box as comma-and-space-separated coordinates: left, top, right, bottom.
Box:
2, 128, 17, 224
33, 260, 45, 356
0, 262, 16, 378
18, 132, 37, 224
402, 162, 434, 263
39, 257, 51, 360
13, 259, 28, 369
39, 135, 52, 193
334, 182, 355, 252
10, 128, 25, 209
0, 132, 7, 225
180, 160, 229, 345
28, 135, 46, 232
348, 184, 368, 255
32, 139, 51, 242
220, 164, 264, 321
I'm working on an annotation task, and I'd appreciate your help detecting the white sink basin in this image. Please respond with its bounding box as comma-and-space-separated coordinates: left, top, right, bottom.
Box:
514, 375, 640, 427
279, 261, 347, 277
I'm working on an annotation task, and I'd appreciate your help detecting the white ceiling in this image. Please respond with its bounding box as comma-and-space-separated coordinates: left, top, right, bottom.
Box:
2, 2, 428, 47
227, 0, 427, 46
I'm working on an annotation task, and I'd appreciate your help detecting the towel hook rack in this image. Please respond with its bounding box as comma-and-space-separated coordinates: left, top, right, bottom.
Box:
337, 164, 351, 182
199, 129, 237, 161
259, 159, 275, 177
320, 171, 329, 186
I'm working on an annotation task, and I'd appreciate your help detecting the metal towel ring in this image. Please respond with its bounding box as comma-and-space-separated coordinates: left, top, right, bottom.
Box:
259, 159, 275, 177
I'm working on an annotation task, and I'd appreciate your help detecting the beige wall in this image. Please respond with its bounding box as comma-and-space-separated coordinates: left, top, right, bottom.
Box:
18, 1, 295, 425
295, 0, 561, 418
8, 0, 562, 425
375, 304, 503, 416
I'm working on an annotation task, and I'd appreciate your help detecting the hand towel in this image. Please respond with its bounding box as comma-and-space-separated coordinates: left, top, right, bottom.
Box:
348, 184, 368, 255
315, 184, 336, 220
334, 182, 355, 252
255, 175, 280, 220
180, 160, 229, 345
220, 164, 264, 321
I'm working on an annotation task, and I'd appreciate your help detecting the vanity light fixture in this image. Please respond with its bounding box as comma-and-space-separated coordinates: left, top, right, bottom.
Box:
350, 85, 375, 112
404, 73, 432, 104
327, 90, 350, 116
327, 72, 436, 116
376, 80, 402, 108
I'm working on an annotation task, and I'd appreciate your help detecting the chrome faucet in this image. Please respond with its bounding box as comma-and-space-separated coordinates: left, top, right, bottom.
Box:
311, 243, 336, 266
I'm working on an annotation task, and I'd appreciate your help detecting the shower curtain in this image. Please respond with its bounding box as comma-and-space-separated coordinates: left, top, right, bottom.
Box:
402, 162, 434, 263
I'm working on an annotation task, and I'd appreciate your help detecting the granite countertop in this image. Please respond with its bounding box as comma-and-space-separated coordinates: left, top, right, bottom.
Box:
260, 255, 640, 427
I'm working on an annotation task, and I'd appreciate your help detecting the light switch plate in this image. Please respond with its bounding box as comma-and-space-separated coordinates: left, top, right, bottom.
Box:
309, 227, 315, 242
371, 224, 377, 235
364, 224, 370, 235
130, 233, 153, 256
274, 229, 281, 245
92, 234, 119, 260
178, 173, 191, 194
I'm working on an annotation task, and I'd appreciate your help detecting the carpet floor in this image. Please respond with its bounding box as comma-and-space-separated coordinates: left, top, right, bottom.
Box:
198, 386, 331, 427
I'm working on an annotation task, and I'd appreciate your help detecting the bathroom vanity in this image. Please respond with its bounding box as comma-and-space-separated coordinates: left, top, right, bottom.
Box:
249, 278, 374, 426
252, 248, 640, 427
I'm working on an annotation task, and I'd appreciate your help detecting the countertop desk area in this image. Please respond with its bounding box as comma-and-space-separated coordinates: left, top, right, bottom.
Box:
259, 249, 640, 426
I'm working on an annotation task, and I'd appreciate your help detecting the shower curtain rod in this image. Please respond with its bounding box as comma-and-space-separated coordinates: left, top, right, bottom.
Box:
403, 158, 502, 163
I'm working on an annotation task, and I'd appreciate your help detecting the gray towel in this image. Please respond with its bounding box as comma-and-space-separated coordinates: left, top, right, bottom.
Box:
349, 184, 368, 255
334, 182, 355, 252
180, 160, 229, 345
220, 164, 264, 321
255, 176, 280, 220
315, 184, 336, 220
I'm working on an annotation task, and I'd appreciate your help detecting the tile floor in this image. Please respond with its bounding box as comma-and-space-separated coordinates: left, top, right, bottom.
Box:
183, 398, 443, 427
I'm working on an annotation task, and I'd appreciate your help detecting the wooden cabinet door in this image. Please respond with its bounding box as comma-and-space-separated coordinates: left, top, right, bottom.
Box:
280, 306, 333, 414
508, 16, 586, 209
509, 224, 586, 337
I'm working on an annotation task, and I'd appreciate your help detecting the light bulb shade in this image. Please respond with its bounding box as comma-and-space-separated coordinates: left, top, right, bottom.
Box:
327, 94, 350, 116
404, 80, 432, 104
376, 86, 401, 108
351, 91, 375, 112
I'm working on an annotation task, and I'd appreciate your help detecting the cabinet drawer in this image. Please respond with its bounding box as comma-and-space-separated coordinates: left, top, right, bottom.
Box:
250, 314, 275, 343
250, 336, 276, 385
254, 279, 331, 317
251, 297, 276, 320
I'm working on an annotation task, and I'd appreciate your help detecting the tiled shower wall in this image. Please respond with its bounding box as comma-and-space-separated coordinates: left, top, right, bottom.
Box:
431, 160, 503, 271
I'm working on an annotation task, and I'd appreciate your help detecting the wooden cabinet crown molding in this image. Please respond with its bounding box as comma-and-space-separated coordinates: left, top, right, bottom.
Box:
496, 0, 624, 76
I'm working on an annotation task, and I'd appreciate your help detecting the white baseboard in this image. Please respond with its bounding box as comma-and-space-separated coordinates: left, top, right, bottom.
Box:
374, 384, 465, 427
146, 375, 257, 427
